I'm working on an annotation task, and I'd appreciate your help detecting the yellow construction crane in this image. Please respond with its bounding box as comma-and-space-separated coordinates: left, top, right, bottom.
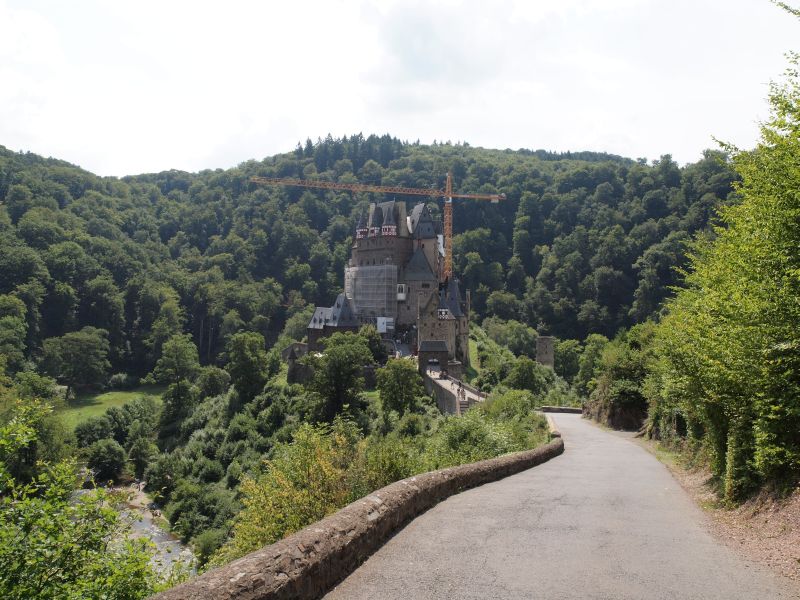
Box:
249, 172, 504, 279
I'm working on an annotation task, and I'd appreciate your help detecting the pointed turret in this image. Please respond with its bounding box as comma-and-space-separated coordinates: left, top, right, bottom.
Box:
410, 203, 436, 240
355, 210, 368, 240
440, 277, 465, 317
381, 201, 397, 236
368, 204, 382, 237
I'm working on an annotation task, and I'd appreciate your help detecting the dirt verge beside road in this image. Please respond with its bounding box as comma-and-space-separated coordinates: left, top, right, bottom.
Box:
640, 439, 800, 582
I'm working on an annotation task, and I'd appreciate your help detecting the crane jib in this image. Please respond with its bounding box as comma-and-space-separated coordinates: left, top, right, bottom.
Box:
249, 173, 503, 279
249, 176, 503, 201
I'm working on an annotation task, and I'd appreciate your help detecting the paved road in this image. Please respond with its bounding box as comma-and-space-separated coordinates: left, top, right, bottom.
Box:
326, 414, 799, 599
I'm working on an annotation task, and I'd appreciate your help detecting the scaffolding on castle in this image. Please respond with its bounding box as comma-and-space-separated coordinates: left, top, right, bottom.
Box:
344, 263, 398, 320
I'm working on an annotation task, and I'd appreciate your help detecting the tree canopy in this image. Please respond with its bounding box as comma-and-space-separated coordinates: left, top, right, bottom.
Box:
306, 332, 374, 422
41, 326, 110, 400
376, 358, 427, 417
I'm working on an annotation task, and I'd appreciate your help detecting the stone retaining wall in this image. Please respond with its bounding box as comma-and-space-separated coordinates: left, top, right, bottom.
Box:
153, 438, 565, 600
544, 414, 562, 438
424, 374, 457, 414
539, 405, 583, 414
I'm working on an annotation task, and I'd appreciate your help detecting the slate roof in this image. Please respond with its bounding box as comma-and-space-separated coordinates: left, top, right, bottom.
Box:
404, 247, 437, 281
281, 342, 308, 361
368, 205, 383, 229
419, 340, 449, 353
440, 277, 465, 317
409, 203, 436, 238
308, 293, 359, 330
413, 210, 437, 239
381, 201, 396, 225
308, 306, 331, 330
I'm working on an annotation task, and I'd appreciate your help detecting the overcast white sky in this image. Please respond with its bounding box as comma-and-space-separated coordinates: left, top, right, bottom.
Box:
0, 0, 797, 176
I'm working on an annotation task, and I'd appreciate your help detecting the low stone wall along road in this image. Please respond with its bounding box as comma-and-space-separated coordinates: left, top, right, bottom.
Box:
325, 414, 799, 600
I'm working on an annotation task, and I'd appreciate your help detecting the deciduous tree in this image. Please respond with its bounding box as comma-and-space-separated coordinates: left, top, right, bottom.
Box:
226, 332, 273, 407
377, 358, 427, 417
41, 326, 110, 401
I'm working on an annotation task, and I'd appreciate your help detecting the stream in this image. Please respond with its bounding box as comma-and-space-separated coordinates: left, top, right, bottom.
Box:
122, 504, 196, 574
74, 486, 196, 574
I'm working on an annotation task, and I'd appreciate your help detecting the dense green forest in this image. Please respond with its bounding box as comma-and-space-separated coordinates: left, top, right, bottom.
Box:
0, 134, 735, 380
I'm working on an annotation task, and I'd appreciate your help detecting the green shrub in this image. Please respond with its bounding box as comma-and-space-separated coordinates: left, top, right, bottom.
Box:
646, 58, 800, 499
504, 356, 554, 396
75, 415, 112, 447
192, 528, 227, 568
195, 366, 230, 399
363, 434, 420, 490
109, 372, 140, 390
194, 458, 225, 484
423, 411, 515, 470
211, 419, 361, 565
87, 438, 126, 481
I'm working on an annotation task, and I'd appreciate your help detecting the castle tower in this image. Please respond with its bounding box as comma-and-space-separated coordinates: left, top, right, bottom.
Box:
310, 200, 469, 372
408, 203, 440, 282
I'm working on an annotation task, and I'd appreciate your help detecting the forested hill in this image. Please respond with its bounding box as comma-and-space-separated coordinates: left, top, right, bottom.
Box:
0, 136, 735, 376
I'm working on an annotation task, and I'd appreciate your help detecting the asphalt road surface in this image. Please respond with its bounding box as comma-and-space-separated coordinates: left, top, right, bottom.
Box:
326, 414, 798, 600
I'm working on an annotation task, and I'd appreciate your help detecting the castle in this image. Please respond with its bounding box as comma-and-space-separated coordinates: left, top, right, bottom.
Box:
307, 200, 470, 371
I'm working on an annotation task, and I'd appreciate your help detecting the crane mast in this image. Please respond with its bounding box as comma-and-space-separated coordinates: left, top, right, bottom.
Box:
250, 172, 504, 279
444, 173, 454, 282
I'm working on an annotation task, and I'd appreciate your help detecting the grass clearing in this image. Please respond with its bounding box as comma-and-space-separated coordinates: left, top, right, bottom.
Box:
464, 336, 481, 383
272, 362, 289, 386
58, 385, 166, 430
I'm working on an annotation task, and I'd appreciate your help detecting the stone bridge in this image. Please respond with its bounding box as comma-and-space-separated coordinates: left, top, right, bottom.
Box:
422, 366, 486, 415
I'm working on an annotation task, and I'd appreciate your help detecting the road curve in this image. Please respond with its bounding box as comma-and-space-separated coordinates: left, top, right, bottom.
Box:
326, 414, 798, 599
